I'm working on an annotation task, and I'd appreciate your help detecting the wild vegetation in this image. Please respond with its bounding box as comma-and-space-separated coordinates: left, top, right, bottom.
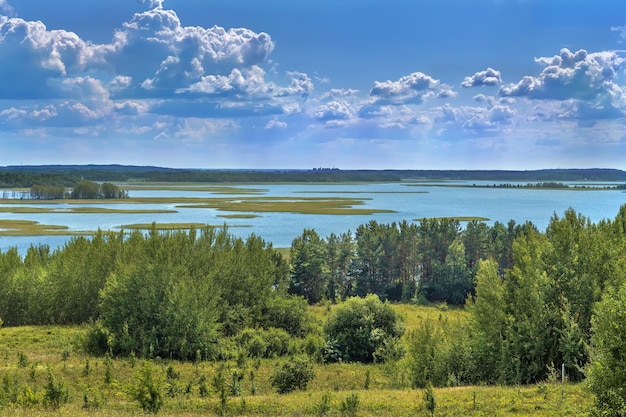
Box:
0, 204, 625, 414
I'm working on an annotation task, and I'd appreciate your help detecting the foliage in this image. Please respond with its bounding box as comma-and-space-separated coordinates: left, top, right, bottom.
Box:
325, 294, 404, 363
423, 382, 436, 417
289, 229, 328, 304
43, 367, 69, 410
340, 392, 360, 417
72, 180, 128, 199
79, 319, 111, 356
587, 283, 626, 416
128, 362, 163, 414
269, 356, 315, 394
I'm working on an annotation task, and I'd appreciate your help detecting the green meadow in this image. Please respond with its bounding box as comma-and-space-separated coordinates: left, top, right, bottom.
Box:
0, 305, 592, 416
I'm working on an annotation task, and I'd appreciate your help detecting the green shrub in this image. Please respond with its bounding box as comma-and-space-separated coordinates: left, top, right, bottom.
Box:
79, 320, 110, 356
260, 295, 312, 337
423, 382, 436, 416
325, 294, 404, 363
340, 392, 359, 417
263, 327, 293, 357
269, 355, 315, 394
43, 367, 69, 410
128, 362, 163, 414
299, 333, 326, 362
316, 391, 332, 416
238, 327, 293, 358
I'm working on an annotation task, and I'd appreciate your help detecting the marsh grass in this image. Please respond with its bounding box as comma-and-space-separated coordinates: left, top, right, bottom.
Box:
1, 196, 394, 215
0, 207, 177, 214
180, 198, 395, 215
216, 214, 261, 219
121, 184, 267, 194
120, 222, 251, 230
0, 220, 86, 237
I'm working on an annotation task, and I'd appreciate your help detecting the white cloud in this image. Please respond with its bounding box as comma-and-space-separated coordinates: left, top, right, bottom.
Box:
265, 119, 287, 129
0, 16, 97, 98
369, 72, 440, 104
320, 88, 359, 100
315, 100, 354, 122
0, 5, 276, 100
106, 8, 275, 95
499, 48, 623, 101
499, 48, 626, 120
461, 67, 502, 88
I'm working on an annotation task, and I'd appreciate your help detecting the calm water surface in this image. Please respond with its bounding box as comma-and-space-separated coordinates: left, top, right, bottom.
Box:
1, 182, 625, 255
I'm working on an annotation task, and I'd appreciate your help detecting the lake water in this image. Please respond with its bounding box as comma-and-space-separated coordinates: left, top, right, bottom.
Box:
1, 181, 625, 255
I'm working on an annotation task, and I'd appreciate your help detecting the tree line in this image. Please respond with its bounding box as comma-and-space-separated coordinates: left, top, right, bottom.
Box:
288, 218, 523, 305
2, 166, 626, 186
28, 181, 128, 200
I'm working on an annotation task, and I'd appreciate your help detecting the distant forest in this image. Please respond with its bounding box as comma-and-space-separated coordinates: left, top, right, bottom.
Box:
1, 165, 625, 187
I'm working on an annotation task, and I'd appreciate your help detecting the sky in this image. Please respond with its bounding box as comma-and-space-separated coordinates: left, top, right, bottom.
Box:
1, 0, 626, 169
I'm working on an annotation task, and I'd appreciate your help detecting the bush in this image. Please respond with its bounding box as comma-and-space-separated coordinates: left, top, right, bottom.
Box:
299, 333, 326, 363
325, 294, 404, 363
237, 327, 293, 358
340, 393, 359, 417
260, 295, 312, 337
43, 368, 69, 410
269, 356, 315, 394
79, 320, 110, 356
128, 362, 163, 414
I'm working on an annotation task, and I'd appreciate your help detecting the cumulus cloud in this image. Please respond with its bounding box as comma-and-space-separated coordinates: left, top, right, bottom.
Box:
461, 67, 502, 88
499, 48, 623, 100
0, 5, 277, 100
265, 119, 287, 129
463, 105, 516, 131
315, 100, 354, 123
320, 88, 359, 100
369, 72, 440, 104
106, 7, 275, 96
499, 48, 626, 119
0, 16, 97, 98
0, 1, 316, 130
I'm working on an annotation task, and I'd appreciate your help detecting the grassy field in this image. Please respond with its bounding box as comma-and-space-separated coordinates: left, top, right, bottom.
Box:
0, 305, 593, 416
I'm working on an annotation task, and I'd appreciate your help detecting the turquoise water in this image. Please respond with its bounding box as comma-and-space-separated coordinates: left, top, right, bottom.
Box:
1, 182, 625, 255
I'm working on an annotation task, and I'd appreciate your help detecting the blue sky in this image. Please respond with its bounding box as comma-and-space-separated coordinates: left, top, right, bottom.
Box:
1, 0, 626, 169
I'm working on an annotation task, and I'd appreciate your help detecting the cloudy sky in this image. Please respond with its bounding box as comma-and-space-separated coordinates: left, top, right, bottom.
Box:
1, 0, 626, 169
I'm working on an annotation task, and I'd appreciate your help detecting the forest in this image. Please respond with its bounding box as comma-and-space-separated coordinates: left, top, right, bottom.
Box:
1, 165, 626, 186
0, 205, 625, 415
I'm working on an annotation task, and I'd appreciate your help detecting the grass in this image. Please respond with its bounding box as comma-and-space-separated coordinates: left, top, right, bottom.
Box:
121, 184, 267, 194
216, 214, 261, 219
0, 196, 395, 215
0, 308, 593, 416
295, 190, 429, 194
0, 207, 177, 214
180, 198, 395, 215
120, 222, 251, 230
0, 220, 86, 236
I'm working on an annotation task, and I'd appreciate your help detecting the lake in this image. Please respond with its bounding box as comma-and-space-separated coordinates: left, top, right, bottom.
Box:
1, 181, 625, 255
